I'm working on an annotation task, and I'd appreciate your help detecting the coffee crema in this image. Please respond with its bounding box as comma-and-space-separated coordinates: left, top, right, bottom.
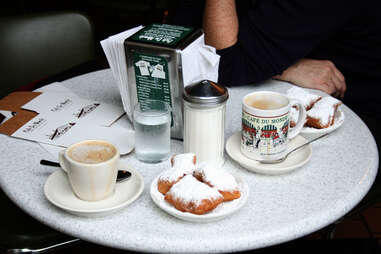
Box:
68, 141, 117, 164
247, 98, 286, 110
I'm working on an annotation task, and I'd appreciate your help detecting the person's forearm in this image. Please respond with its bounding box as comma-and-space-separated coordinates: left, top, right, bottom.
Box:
203, 0, 238, 50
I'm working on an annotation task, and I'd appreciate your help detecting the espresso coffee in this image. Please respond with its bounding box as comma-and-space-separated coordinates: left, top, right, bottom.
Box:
246, 98, 286, 110
68, 141, 117, 164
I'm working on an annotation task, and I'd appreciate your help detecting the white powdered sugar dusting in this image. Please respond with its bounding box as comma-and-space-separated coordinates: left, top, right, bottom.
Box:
159, 167, 189, 182
194, 164, 238, 191
167, 175, 222, 205
159, 153, 196, 182
287, 86, 321, 109
172, 153, 196, 172
307, 97, 341, 126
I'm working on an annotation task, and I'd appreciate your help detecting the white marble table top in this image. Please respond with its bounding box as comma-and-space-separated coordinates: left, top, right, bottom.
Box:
0, 69, 378, 253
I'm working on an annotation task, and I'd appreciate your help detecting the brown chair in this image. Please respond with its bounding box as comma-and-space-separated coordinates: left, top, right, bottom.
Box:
0, 11, 96, 253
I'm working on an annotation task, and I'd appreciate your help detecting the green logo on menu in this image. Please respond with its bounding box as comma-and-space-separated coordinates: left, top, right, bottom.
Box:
130, 24, 194, 47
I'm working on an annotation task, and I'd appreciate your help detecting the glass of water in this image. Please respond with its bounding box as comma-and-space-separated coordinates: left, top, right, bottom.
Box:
133, 99, 171, 163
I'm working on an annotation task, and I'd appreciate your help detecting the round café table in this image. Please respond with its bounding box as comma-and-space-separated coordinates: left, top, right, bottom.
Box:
0, 69, 378, 253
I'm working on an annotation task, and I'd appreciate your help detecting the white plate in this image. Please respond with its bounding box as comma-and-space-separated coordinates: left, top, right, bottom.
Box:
301, 108, 345, 135
225, 132, 312, 175
44, 164, 144, 217
150, 173, 249, 223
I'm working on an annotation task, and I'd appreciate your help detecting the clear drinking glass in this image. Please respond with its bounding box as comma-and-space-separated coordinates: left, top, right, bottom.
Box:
133, 100, 171, 163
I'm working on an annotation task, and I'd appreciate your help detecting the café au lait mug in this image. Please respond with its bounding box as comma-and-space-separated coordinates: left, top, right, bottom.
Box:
241, 91, 306, 162
59, 140, 120, 201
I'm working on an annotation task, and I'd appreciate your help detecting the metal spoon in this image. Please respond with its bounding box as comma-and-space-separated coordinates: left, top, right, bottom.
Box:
258, 132, 330, 164
40, 160, 132, 182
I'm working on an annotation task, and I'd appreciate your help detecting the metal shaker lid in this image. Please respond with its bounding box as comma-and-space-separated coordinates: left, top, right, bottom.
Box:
183, 80, 229, 105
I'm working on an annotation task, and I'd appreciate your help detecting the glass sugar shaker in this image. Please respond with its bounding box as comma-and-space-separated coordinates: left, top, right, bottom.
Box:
183, 80, 229, 166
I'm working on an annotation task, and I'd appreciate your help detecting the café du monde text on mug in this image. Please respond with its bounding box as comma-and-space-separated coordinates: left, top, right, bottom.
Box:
241, 91, 306, 162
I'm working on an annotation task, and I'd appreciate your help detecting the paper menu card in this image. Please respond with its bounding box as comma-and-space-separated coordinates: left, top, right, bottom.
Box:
0, 87, 134, 155
21, 90, 123, 126
0, 92, 40, 136
34, 81, 74, 93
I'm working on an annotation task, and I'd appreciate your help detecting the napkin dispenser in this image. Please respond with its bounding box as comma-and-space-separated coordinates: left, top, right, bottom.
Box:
124, 24, 203, 140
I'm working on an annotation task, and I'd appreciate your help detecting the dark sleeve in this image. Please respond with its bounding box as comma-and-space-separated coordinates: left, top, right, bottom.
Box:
218, 0, 357, 86
172, 0, 204, 28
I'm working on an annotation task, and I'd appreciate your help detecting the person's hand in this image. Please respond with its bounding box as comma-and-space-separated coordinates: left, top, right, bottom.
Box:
273, 59, 346, 99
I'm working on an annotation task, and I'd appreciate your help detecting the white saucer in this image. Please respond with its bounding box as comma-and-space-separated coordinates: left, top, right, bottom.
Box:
301, 108, 345, 135
44, 164, 144, 217
225, 132, 312, 175
150, 173, 249, 223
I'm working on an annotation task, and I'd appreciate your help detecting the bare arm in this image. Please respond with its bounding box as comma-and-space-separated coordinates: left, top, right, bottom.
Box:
203, 0, 238, 50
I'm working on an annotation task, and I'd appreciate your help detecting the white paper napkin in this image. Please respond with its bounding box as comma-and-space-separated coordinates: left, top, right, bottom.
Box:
101, 26, 144, 116
181, 36, 220, 86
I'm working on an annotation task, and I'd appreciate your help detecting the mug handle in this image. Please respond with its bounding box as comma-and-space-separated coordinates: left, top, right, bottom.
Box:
288, 100, 306, 139
58, 150, 68, 173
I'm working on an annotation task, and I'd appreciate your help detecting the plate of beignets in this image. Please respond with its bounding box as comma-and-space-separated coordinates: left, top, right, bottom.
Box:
150, 153, 249, 222
287, 86, 344, 135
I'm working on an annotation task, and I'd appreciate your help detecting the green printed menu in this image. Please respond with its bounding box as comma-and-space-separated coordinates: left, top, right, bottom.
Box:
133, 52, 172, 108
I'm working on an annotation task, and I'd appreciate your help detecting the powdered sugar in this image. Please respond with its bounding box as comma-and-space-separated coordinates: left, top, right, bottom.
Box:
171, 153, 196, 172
287, 86, 321, 109
159, 153, 196, 182
194, 164, 238, 191
158, 168, 188, 182
302, 108, 344, 134
307, 97, 341, 126
167, 175, 223, 205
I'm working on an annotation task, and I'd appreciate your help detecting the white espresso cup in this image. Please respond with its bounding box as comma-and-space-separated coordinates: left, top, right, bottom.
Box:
241, 91, 306, 162
59, 140, 119, 201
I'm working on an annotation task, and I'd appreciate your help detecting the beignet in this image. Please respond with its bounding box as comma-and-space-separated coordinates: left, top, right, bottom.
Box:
170, 153, 197, 169
193, 164, 241, 201
287, 86, 322, 110
157, 153, 196, 195
164, 175, 224, 215
305, 97, 342, 129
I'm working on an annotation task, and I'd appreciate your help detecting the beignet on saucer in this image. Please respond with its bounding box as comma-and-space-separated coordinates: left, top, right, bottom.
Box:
157, 153, 196, 195
193, 164, 241, 201
164, 175, 224, 215
305, 97, 342, 129
287, 86, 321, 110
